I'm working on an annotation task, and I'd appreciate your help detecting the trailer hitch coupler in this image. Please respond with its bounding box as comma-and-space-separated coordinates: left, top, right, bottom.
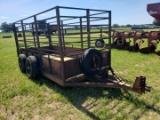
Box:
133, 76, 151, 94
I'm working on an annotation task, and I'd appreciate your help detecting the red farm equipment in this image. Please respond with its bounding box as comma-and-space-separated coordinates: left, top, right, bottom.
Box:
147, 3, 160, 22
109, 3, 160, 54
147, 3, 160, 55
111, 30, 134, 49
111, 30, 159, 53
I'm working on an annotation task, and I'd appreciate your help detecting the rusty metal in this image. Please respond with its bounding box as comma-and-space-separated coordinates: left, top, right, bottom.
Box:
111, 30, 159, 54
133, 76, 146, 93
146, 3, 160, 55
111, 31, 133, 49
147, 3, 160, 22
131, 31, 159, 53
12, 6, 150, 94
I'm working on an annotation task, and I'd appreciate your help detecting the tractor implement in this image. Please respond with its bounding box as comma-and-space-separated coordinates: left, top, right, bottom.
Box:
112, 31, 132, 49
111, 30, 158, 53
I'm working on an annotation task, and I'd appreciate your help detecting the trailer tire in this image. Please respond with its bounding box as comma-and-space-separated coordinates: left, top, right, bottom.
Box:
114, 37, 126, 45
26, 56, 39, 78
114, 37, 123, 45
95, 39, 105, 48
18, 54, 26, 73
80, 48, 103, 76
17, 33, 22, 37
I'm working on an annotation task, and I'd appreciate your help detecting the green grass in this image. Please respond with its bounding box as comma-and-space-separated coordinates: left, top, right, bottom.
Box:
0, 31, 160, 120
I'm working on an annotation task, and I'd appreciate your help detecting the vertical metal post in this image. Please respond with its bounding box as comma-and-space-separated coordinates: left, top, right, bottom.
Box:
108, 11, 112, 67
21, 20, 27, 55
56, 6, 65, 81
12, 24, 19, 56
80, 17, 83, 49
34, 16, 42, 70
31, 23, 37, 47
48, 54, 52, 73
34, 16, 40, 49
61, 20, 65, 50
47, 23, 52, 47
86, 9, 90, 48
100, 28, 102, 38
24, 25, 26, 31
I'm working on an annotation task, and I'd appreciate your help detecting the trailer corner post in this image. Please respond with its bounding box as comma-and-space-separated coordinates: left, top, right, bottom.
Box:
12, 23, 19, 56
21, 20, 27, 55
56, 6, 65, 81
108, 11, 112, 67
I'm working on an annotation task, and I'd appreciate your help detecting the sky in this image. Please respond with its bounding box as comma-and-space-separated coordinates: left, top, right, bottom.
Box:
0, 0, 160, 26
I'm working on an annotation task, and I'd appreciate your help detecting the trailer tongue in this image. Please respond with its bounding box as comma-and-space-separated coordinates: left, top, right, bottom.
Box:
147, 3, 160, 22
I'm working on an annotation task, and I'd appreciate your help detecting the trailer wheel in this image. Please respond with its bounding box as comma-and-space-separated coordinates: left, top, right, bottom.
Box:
115, 37, 122, 45
95, 39, 105, 48
17, 33, 22, 37
80, 48, 103, 76
114, 37, 126, 46
18, 54, 26, 73
25, 56, 39, 78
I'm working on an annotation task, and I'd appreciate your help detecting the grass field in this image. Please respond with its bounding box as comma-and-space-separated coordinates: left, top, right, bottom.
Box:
0, 29, 160, 120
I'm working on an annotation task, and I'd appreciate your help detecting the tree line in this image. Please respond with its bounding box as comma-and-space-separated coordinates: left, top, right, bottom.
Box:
1, 19, 160, 32
112, 19, 160, 28
0, 22, 12, 32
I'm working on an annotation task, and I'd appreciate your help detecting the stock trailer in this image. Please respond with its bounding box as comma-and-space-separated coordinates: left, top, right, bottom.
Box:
12, 6, 151, 94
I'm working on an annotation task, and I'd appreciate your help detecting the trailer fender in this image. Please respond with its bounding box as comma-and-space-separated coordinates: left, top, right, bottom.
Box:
80, 48, 103, 76
18, 54, 26, 73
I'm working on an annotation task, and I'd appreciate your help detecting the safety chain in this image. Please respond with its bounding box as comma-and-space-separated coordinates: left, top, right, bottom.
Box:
109, 67, 124, 83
